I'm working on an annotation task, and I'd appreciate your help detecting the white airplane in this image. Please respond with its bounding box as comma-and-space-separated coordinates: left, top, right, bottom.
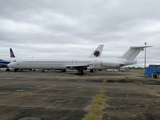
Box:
0, 48, 16, 71
54, 44, 104, 72
1, 45, 104, 72
7, 46, 151, 74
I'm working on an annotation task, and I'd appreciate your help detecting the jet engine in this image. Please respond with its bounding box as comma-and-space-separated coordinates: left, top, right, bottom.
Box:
101, 61, 124, 68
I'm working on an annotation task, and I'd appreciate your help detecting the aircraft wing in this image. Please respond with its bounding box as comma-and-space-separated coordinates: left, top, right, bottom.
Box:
65, 64, 92, 70
0, 59, 10, 68
0, 64, 8, 68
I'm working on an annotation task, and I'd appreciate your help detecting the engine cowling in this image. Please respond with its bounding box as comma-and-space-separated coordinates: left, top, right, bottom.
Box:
101, 61, 123, 68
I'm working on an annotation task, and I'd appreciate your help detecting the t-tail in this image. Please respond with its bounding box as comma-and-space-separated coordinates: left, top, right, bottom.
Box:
10, 48, 15, 58
89, 44, 104, 58
119, 46, 151, 60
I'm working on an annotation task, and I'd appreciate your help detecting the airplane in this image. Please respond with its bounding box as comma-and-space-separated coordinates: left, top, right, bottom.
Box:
52, 44, 104, 72
0, 48, 16, 71
7, 46, 151, 74
1, 45, 104, 72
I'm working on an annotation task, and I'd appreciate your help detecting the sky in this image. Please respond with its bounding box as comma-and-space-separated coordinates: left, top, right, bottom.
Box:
0, 0, 160, 67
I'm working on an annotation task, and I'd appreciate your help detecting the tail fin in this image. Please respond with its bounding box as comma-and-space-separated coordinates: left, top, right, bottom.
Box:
119, 46, 151, 60
10, 48, 15, 58
89, 44, 104, 58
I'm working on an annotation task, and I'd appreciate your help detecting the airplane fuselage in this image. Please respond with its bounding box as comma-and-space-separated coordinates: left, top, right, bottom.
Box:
7, 58, 137, 70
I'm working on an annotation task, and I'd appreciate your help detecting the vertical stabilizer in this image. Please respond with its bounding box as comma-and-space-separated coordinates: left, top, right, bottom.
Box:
89, 45, 104, 58
10, 48, 15, 58
119, 46, 151, 60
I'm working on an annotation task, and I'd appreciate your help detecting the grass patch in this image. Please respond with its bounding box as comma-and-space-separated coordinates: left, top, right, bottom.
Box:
83, 94, 106, 120
151, 98, 160, 102
83, 79, 106, 120
149, 78, 160, 81
93, 94, 106, 105
136, 82, 145, 86
124, 77, 133, 81
20, 92, 33, 96
103, 78, 107, 83
130, 69, 144, 75
83, 112, 99, 120
132, 80, 153, 89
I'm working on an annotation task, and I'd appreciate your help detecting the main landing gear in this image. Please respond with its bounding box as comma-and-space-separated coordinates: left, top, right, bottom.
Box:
77, 67, 87, 75
90, 69, 94, 73
14, 68, 18, 72
61, 69, 66, 72
6, 68, 10, 71
78, 69, 84, 75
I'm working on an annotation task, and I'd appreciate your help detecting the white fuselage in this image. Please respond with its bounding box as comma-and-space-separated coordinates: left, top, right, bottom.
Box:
7, 58, 137, 70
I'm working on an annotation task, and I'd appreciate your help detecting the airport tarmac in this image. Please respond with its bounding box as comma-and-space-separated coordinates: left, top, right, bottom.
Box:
0, 70, 160, 120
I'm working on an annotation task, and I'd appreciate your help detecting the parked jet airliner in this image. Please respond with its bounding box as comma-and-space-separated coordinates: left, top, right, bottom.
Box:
52, 44, 104, 72
8, 46, 151, 74
1, 45, 104, 72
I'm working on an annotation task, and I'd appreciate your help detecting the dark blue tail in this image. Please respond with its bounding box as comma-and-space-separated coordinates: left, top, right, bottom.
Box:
10, 48, 15, 58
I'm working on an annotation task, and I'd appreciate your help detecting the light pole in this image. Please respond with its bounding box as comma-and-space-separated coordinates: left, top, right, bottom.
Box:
144, 42, 147, 69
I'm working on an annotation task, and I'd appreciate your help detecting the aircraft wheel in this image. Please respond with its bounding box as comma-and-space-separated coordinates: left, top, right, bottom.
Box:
80, 70, 84, 75
90, 69, 94, 73
14, 69, 17, 72
61, 69, 66, 72
6, 68, 10, 72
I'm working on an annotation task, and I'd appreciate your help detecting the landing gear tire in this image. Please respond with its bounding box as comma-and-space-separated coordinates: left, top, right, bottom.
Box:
78, 70, 84, 75
6, 68, 10, 71
61, 69, 66, 72
14, 69, 17, 72
90, 69, 94, 73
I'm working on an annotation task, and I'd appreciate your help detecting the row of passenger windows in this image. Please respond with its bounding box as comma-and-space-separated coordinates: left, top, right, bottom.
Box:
23, 61, 90, 63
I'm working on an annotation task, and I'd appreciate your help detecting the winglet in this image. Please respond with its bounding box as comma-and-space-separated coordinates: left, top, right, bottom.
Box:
89, 44, 104, 58
10, 48, 15, 58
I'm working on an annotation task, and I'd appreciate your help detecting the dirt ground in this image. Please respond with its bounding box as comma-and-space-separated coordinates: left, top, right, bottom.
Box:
0, 70, 160, 120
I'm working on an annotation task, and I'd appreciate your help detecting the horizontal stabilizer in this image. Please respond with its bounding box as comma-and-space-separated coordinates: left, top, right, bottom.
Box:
130, 46, 152, 49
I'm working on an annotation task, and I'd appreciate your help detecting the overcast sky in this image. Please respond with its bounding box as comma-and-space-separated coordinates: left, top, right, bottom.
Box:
0, 0, 160, 67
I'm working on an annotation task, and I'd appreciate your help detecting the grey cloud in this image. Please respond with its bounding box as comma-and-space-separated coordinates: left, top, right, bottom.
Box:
0, 0, 160, 67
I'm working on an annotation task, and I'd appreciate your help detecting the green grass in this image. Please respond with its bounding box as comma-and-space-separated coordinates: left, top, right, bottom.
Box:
20, 92, 33, 96
151, 98, 160, 102
83, 94, 106, 120
130, 69, 145, 75
133, 80, 153, 89
136, 82, 145, 86
83, 113, 99, 120
83, 79, 106, 120
124, 77, 133, 81
103, 78, 107, 83
149, 78, 160, 81
93, 94, 106, 105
